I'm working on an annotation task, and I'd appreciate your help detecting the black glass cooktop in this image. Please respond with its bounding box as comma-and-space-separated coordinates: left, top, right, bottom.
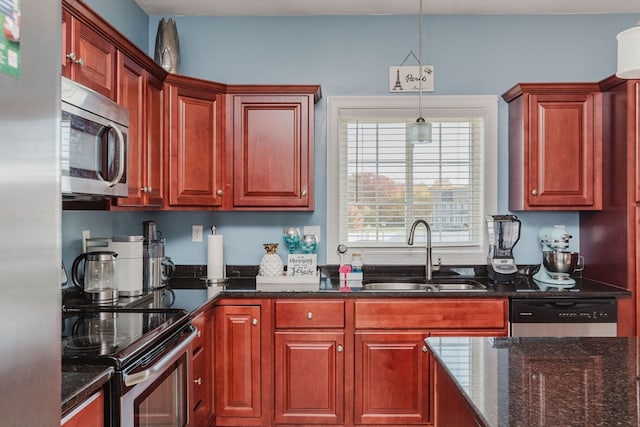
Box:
61, 307, 189, 367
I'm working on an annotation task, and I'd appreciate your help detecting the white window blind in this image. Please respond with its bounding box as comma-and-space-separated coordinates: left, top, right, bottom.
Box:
326, 96, 498, 265
339, 114, 484, 248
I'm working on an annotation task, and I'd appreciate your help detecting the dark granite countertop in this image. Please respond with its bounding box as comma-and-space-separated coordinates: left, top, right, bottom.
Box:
61, 364, 113, 417
60, 264, 631, 416
426, 336, 639, 426
168, 264, 631, 300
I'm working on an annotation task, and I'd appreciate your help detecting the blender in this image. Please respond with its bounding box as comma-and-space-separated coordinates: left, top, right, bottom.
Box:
532, 226, 584, 290
486, 215, 521, 283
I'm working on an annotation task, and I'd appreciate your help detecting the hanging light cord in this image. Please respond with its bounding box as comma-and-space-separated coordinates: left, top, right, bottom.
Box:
418, 0, 423, 119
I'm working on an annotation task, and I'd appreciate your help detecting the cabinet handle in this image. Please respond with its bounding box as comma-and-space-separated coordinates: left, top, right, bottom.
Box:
307, 311, 313, 320
141, 186, 149, 193
193, 378, 202, 385
531, 189, 538, 196
302, 189, 307, 197
66, 52, 85, 66
252, 318, 258, 326
422, 345, 428, 353
337, 345, 344, 353
197, 329, 202, 338
217, 189, 223, 196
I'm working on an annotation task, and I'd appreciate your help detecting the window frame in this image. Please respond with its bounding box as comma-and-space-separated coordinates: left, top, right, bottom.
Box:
326, 95, 498, 265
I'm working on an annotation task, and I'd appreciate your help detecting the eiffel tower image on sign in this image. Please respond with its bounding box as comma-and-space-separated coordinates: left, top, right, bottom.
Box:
392, 69, 403, 91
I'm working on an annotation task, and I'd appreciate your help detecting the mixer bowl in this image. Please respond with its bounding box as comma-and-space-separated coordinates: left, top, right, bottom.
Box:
542, 251, 580, 275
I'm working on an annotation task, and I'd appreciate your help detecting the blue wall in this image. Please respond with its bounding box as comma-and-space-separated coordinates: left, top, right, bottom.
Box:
84, 0, 149, 51
61, 4, 640, 270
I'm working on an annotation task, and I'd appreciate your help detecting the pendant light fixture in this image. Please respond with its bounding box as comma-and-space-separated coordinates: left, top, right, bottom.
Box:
408, 0, 432, 144
617, 21, 640, 79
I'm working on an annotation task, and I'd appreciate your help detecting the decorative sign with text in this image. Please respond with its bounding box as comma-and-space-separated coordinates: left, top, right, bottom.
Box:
287, 254, 317, 277
389, 65, 434, 92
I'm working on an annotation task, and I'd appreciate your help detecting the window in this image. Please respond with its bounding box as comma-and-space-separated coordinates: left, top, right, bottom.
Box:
326, 96, 498, 265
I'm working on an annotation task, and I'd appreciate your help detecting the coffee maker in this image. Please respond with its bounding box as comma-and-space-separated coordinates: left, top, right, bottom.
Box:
142, 221, 174, 291
486, 215, 521, 283
532, 226, 584, 290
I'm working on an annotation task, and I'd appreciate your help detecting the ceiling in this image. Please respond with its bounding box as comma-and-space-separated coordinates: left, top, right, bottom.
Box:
133, 0, 640, 17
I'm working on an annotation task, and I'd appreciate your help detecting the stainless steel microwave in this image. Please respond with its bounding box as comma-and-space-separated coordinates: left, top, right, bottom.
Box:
61, 77, 129, 199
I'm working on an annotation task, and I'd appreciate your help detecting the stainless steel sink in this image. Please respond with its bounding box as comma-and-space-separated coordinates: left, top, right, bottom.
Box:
433, 281, 487, 292
362, 282, 436, 291
363, 279, 487, 292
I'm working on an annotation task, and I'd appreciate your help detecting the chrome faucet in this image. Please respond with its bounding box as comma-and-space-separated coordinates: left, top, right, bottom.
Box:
408, 219, 433, 281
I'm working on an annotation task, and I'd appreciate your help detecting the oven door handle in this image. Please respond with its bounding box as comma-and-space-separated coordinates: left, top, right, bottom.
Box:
123, 328, 197, 387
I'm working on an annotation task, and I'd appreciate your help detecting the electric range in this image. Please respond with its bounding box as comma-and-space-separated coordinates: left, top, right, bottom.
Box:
62, 306, 196, 427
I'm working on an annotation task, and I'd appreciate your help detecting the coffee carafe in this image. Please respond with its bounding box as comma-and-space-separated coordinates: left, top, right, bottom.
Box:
71, 251, 119, 303
142, 221, 173, 291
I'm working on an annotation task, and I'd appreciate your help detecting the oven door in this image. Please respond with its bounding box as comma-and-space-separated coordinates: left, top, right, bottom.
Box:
120, 328, 196, 427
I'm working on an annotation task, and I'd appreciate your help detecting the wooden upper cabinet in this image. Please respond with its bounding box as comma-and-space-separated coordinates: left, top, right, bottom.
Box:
226, 87, 321, 210
166, 75, 225, 208
114, 53, 165, 209
502, 83, 602, 211
61, 9, 116, 99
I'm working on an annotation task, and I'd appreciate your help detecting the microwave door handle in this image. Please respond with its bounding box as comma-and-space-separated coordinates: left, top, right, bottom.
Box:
123, 328, 197, 387
108, 123, 126, 188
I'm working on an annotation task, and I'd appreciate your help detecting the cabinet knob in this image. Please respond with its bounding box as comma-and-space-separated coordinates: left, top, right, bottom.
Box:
337, 345, 344, 353
252, 318, 258, 326
531, 189, 538, 196
422, 345, 428, 353
307, 311, 313, 320
302, 189, 307, 197
193, 377, 202, 385
197, 329, 202, 338
66, 52, 84, 66
141, 186, 150, 193
217, 189, 223, 196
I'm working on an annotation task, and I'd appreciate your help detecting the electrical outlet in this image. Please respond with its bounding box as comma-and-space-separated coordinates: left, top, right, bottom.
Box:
304, 225, 321, 242
82, 230, 90, 253
192, 225, 203, 242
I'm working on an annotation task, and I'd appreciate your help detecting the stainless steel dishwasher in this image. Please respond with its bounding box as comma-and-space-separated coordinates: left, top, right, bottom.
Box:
510, 298, 617, 337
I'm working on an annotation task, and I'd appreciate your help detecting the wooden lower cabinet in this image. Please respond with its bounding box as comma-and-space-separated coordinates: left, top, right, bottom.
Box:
191, 310, 212, 427
274, 331, 345, 424
354, 331, 430, 425
61, 390, 104, 427
205, 297, 507, 427
214, 304, 265, 426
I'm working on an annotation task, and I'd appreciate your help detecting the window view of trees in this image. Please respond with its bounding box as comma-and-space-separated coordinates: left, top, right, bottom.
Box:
342, 121, 477, 245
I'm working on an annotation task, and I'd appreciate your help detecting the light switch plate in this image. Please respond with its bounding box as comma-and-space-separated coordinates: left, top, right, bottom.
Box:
192, 225, 203, 242
304, 225, 321, 242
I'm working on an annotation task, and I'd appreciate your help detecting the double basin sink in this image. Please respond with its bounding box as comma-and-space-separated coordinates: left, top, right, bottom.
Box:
363, 278, 487, 292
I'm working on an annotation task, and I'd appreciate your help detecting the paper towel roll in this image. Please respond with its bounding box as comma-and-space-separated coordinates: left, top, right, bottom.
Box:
207, 234, 224, 279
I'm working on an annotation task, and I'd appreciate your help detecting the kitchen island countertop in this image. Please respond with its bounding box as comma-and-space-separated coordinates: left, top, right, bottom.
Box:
426, 336, 639, 426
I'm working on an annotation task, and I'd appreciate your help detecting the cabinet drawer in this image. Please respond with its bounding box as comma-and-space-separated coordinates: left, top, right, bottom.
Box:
355, 298, 507, 329
275, 300, 345, 328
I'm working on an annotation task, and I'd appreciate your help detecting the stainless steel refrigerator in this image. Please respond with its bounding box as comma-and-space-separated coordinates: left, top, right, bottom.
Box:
0, 0, 62, 425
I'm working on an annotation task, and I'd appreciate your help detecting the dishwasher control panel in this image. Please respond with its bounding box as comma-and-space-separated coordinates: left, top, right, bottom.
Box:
510, 298, 617, 323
